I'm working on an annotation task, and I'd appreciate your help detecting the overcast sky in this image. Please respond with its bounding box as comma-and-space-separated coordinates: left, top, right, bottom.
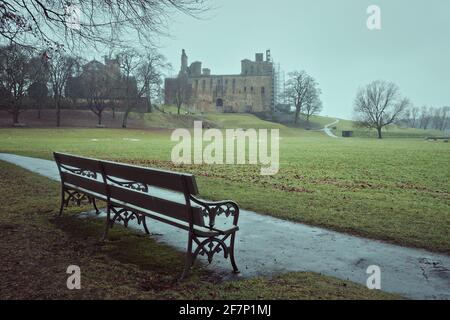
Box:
155, 0, 450, 119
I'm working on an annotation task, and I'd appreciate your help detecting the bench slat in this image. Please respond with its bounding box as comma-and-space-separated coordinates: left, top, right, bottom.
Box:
63, 183, 107, 201
54, 152, 103, 173
101, 160, 198, 195
61, 172, 106, 196
108, 184, 205, 227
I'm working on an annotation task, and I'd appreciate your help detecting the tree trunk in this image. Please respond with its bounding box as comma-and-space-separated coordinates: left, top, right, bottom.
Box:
377, 126, 382, 139
56, 99, 61, 127
12, 110, 19, 125
294, 106, 300, 124
98, 111, 103, 126
122, 109, 130, 128
147, 97, 152, 113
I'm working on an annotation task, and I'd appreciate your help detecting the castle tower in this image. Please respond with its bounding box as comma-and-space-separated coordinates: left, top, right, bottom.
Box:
179, 49, 188, 76
104, 55, 120, 78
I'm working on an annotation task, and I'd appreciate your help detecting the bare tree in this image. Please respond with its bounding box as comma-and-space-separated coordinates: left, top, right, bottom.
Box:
0, 1, 209, 49
65, 72, 83, 104
441, 106, 449, 131
303, 85, 323, 127
117, 49, 169, 128
47, 50, 78, 126
285, 71, 319, 124
403, 106, 420, 128
353, 80, 409, 139
174, 75, 192, 115
27, 53, 50, 119
139, 52, 169, 113
117, 50, 139, 128
83, 67, 111, 126
419, 106, 432, 130
28, 80, 48, 119
410, 106, 419, 128
434, 106, 449, 131
0, 44, 37, 125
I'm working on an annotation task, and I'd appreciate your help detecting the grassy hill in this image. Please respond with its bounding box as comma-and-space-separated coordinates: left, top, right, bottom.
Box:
1, 106, 445, 139
140, 111, 286, 130
143, 107, 445, 139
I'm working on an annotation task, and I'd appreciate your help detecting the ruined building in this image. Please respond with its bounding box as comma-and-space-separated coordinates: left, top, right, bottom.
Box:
165, 49, 275, 112
65, 56, 147, 111
66, 56, 138, 101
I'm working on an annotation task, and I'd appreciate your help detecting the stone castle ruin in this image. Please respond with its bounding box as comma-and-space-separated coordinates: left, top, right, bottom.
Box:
165, 49, 275, 113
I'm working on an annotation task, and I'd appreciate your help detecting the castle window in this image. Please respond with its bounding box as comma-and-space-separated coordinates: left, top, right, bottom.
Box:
232, 79, 236, 94
261, 87, 265, 94
250, 86, 254, 93
202, 80, 206, 93
244, 87, 247, 93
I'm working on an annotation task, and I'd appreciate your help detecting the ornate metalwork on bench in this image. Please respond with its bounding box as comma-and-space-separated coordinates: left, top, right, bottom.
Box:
62, 189, 100, 214
190, 196, 239, 228
193, 234, 231, 263
189, 196, 239, 272
108, 205, 150, 234
60, 164, 98, 179
106, 176, 149, 192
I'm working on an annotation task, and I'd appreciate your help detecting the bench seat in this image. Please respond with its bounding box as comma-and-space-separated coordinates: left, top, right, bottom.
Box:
64, 182, 239, 237
107, 198, 240, 238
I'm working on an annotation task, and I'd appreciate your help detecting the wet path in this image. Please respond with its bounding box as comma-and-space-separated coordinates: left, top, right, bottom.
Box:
0, 153, 449, 299
323, 119, 340, 138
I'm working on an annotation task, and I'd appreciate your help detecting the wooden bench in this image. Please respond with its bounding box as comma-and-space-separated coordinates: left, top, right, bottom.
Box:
53, 152, 240, 278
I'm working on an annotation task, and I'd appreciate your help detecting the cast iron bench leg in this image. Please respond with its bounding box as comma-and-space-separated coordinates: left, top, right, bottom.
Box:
58, 187, 67, 216
101, 207, 111, 241
230, 232, 240, 273
179, 232, 194, 281
92, 198, 100, 215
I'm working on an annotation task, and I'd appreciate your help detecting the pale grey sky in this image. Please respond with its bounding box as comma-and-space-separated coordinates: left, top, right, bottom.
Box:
157, 0, 450, 119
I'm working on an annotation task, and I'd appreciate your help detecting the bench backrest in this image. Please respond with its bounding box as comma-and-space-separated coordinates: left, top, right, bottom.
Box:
54, 152, 204, 227
101, 160, 203, 226
100, 160, 198, 195
54, 152, 105, 196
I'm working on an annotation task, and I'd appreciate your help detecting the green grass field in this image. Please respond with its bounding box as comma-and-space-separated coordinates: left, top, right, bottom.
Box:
0, 161, 399, 299
0, 113, 448, 253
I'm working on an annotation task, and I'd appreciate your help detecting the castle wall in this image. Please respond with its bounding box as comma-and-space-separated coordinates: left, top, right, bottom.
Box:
165, 50, 275, 113
188, 74, 273, 112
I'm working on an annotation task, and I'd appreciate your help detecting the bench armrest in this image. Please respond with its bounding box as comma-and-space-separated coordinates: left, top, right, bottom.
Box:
190, 196, 240, 228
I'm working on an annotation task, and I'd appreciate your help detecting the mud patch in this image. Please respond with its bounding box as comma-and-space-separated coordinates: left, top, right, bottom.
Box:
419, 258, 450, 281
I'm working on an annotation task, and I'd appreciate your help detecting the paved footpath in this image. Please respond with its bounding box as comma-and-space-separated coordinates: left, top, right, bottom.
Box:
323, 119, 340, 138
0, 153, 449, 299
